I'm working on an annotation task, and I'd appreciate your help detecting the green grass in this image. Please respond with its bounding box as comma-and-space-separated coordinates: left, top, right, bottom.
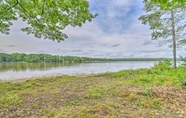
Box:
85, 88, 106, 99
0, 93, 24, 108
0, 61, 186, 117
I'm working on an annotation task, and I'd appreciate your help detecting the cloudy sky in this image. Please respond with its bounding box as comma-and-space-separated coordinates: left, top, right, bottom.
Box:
0, 0, 185, 58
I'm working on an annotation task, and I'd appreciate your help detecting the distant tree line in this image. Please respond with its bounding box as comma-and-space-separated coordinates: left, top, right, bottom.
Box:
0, 53, 86, 63
0, 53, 173, 63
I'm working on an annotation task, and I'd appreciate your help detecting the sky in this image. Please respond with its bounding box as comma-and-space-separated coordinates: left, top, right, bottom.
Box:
0, 0, 185, 58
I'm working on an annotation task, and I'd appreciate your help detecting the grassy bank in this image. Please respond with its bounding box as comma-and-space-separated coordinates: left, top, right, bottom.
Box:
0, 61, 186, 118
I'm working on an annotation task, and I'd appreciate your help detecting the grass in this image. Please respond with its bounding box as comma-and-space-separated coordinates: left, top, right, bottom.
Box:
0, 60, 186, 117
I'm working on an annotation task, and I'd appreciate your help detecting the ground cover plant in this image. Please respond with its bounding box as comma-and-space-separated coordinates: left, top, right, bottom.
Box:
0, 60, 186, 118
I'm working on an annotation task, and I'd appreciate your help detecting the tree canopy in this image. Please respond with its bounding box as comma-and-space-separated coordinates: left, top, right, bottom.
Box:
0, 0, 97, 42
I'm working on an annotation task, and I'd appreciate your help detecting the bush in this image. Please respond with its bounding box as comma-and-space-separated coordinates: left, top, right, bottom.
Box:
153, 59, 172, 71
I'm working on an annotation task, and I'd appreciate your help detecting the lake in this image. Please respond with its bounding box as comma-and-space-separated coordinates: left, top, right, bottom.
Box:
0, 61, 157, 81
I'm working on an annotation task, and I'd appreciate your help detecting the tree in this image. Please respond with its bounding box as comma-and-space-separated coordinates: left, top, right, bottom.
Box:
139, 0, 186, 69
0, 0, 97, 42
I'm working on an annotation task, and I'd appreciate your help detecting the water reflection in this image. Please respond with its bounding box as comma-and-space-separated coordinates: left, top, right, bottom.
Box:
0, 61, 156, 81
0, 62, 79, 72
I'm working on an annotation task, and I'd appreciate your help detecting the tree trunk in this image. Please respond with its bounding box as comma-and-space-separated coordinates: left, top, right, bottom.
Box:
170, 9, 176, 70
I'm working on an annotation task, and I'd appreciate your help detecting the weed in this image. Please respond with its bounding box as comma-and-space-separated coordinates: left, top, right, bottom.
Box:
138, 101, 149, 108
85, 88, 106, 99
76, 103, 116, 118
64, 100, 81, 106
0, 93, 23, 108
32, 103, 39, 108
138, 97, 162, 109
152, 99, 162, 109
47, 110, 59, 117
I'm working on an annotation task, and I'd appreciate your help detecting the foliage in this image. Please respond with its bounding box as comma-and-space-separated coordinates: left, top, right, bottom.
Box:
153, 59, 172, 70
0, 0, 97, 42
139, 1, 186, 44
0, 53, 85, 63
0, 53, 174, 63
132, 66, 186, 86
149, 0, 186, 9
139, 0, 186, 69
180, 56, 186, 66
98, 60, 186, 86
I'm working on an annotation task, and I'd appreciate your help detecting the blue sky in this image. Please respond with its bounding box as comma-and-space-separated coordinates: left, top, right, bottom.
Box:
0, 0, 185, 58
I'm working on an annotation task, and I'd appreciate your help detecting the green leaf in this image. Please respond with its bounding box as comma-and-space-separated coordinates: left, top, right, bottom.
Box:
0, 0, 97, 42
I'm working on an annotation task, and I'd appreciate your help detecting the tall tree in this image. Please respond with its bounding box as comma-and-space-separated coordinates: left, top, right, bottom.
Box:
0, 0, 97, 42
139, 0, 186, 69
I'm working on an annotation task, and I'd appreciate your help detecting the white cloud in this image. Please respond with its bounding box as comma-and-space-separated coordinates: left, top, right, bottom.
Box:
0, 0, 185, 58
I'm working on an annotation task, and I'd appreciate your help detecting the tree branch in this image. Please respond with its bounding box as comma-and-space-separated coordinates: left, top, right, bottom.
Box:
0, 1, 18, 14
41, 0, 46, 16
17, 0, 43, 28
17, 0, 34, 18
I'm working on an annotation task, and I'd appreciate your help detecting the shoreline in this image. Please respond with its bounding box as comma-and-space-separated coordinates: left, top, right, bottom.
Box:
0, 66, 186, 117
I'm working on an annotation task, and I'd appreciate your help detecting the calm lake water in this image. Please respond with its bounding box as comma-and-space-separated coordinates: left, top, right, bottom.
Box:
0, 61, 157, 81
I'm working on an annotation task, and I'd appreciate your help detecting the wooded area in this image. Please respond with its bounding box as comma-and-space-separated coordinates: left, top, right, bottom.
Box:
0, 53, 172, 63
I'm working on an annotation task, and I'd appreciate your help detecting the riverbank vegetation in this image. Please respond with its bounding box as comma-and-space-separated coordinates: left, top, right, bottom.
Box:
0, 53, 174, 63
0, 60, 186, 117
